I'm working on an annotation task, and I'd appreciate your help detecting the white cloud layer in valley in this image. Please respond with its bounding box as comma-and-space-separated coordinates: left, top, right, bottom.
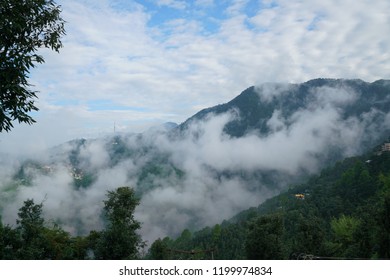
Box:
1, 0, 390, 247
1, 82, 390, 244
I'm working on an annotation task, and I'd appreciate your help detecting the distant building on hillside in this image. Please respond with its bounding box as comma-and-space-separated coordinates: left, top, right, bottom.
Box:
295, 193, 305, 200
382, 143, 390, 152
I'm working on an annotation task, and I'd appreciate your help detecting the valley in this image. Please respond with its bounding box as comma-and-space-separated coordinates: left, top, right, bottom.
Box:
1, 78, 390, 259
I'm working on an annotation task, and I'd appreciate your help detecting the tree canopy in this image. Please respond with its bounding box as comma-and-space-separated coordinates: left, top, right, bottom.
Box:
0, 0, 65, 132
0, 186, 143, 260
93, 186, 144, 260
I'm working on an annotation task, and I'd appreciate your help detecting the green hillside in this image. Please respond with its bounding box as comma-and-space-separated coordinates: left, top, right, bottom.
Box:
1, 79, 390, 259
147, 141, 390, 259
180, 79, 390, 140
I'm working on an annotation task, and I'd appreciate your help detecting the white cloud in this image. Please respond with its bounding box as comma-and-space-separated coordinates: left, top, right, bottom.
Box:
1, 80, 390, 244
1, 0, 390, 244
156, 0, 187, 10
194, 0, 215, 8
10, 0, 385, 147
255, 83, 294, 102
225, 0, 250, 16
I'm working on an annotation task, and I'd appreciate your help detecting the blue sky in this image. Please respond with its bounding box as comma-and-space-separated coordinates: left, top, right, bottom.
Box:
1, 0, 390, 154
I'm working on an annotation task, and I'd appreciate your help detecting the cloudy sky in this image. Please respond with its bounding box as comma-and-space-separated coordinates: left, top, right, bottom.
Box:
1, 0, 390, 154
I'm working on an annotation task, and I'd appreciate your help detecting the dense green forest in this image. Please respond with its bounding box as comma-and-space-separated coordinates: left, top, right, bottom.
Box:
147, 143, 390, 260
0, 187, 144, 260
1, 141, 389, 259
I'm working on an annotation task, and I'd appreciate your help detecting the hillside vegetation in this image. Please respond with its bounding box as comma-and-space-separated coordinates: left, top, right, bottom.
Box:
2, 141, 389, 259
1, 79, 390, 259
147, 143, 390, 260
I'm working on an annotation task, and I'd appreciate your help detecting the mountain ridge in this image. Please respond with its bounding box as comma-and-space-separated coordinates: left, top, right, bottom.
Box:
1, 78, 390, 246
179, 78, 390, 138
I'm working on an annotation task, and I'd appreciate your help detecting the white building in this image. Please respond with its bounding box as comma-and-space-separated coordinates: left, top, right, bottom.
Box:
382, 143, 390, 152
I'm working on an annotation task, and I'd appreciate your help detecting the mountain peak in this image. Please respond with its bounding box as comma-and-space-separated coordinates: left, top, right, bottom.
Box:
180, 78, 390, 136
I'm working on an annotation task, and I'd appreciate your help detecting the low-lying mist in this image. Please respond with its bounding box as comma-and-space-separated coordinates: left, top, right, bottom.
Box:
1, 81, 389, 245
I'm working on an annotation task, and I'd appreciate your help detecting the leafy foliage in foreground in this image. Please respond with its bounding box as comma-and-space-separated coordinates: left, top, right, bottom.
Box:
0, 0, 65, 132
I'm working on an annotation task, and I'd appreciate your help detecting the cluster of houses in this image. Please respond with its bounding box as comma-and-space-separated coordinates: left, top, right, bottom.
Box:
41, 164, 83, 180
377, 142, 390, 155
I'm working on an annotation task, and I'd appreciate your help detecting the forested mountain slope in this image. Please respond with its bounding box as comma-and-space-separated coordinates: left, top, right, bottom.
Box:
180, 79, 390, 140
148, 141, 390, 259
1, 78, 390, 248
